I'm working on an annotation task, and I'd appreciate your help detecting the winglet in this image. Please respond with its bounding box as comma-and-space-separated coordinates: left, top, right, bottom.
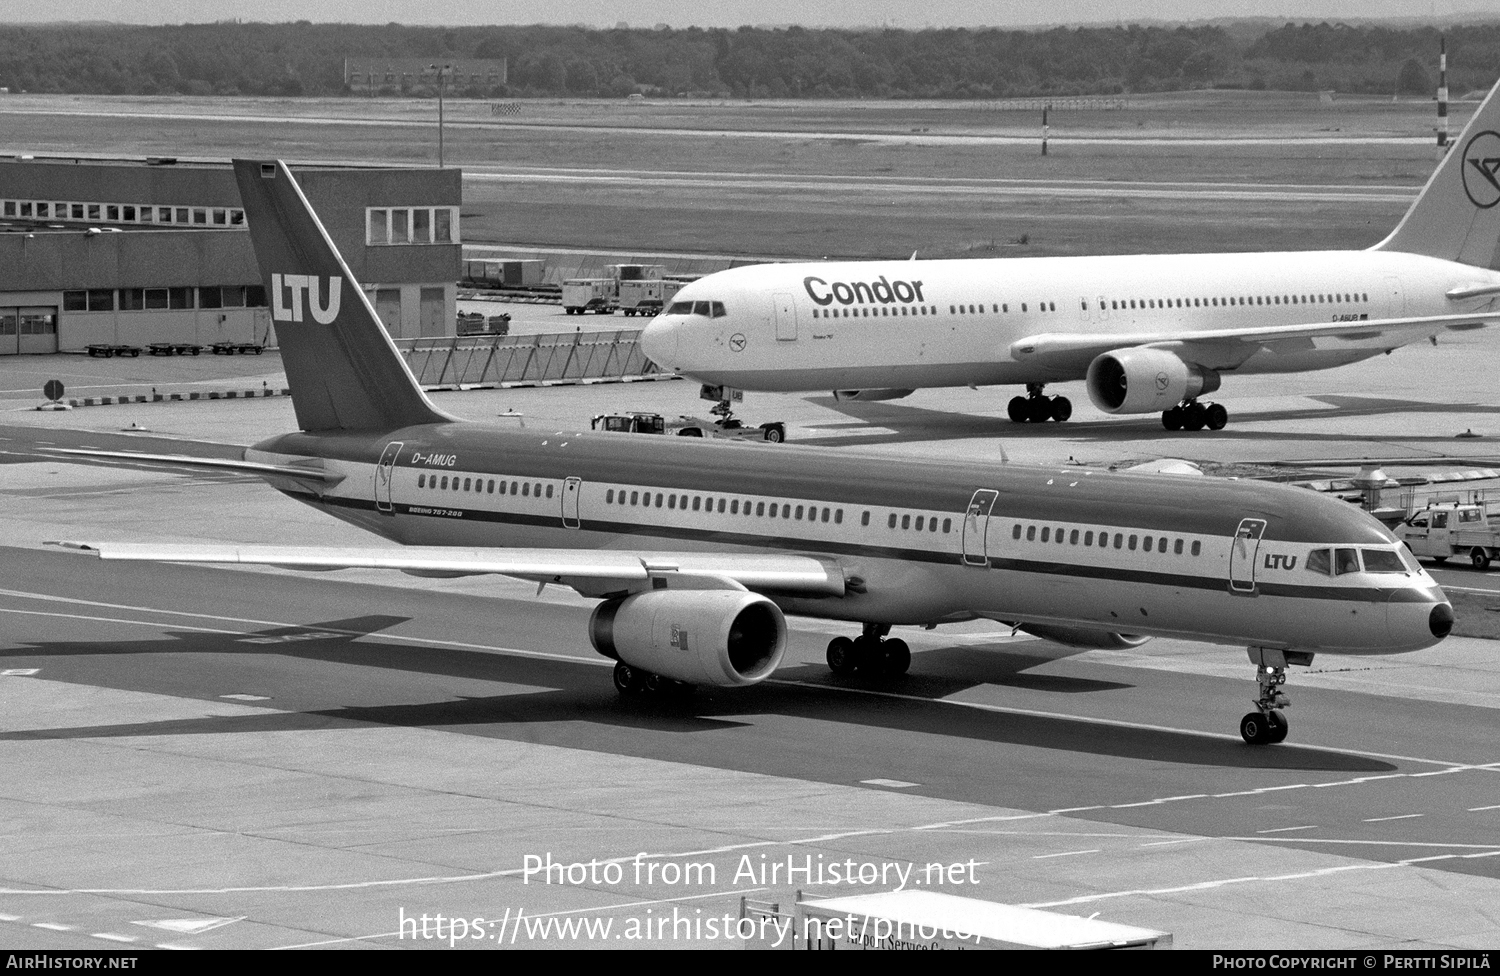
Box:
232, 160, 454, 432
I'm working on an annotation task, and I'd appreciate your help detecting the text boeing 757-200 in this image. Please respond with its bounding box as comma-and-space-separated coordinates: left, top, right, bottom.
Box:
56, 159, 1454, 746
641, 78, 1500, 431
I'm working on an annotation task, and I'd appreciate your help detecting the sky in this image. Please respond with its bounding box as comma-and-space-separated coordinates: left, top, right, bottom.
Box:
3, 0, 1499, 28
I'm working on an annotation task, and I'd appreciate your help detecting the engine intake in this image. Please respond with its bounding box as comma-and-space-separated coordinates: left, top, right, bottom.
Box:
589, 590, 787, 687
1086, 348, 1220, 415
1018, 624, 1151, 649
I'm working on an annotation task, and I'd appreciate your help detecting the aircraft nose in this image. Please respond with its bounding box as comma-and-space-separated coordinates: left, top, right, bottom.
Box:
639, 316, 679, 369
1429, 602, 1455, 639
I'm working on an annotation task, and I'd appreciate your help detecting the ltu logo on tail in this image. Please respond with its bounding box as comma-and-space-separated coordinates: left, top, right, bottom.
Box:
271, 273, 342, 324
1461, 130, 1500, 209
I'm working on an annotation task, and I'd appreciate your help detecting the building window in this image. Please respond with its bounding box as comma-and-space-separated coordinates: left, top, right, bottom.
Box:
86, 289, 115, 311
120, 289, 145, 311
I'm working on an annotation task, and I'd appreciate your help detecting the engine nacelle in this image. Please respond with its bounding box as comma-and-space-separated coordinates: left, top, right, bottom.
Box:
1018, 624, 1151, 649
589, 590, 787, 687
1086, 348, 1220, 415
832, 388, 916, 402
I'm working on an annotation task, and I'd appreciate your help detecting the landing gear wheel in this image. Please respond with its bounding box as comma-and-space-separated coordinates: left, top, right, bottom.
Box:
613, 661, 645, 696
1049, 396, 1072, 423
1162, 407, 1183, 431
1471, 547, 1491, 570
1240, 711, 1270, 745
827, 637, 858, 676
1182, 402, 1208, 432
1205, 402, 1228, 430
880, 638, 911, 677
1267, 710, 1289, 744
1008, 396, 1028, 423
1027, 397, 1053, 424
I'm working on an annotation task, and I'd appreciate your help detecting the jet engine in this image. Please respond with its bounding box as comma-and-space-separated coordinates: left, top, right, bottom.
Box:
589, 590, 787, 687
1086, 348, 1220, 415
1018, 624, 1151, 649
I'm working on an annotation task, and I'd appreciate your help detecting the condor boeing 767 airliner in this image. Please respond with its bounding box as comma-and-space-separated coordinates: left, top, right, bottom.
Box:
641, 79, 1500, 431
59, 160, 1453, 747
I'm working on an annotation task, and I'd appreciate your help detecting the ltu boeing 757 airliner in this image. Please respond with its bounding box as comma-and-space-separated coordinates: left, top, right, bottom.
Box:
641, 79, 1500, 431
59, 160, 1453, 746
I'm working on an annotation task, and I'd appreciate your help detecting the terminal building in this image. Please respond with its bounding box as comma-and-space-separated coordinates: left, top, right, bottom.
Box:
0, 156, 461, 355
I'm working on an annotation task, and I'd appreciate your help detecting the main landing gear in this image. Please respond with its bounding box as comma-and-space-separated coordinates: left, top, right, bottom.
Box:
1162, 399, 1228, 432
1008, 384, 1072, 424
1239, 647, 1314, 745
612, 661, 692, 699
826, 623, 912, 678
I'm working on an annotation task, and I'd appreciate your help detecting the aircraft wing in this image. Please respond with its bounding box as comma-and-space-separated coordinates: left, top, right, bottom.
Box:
51, 543, 849, 597
1009, 310, 1500, 372
45, 448, 344, 487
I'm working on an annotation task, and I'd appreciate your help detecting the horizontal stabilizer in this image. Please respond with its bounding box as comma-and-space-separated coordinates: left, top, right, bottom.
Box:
44, 448, 344, 485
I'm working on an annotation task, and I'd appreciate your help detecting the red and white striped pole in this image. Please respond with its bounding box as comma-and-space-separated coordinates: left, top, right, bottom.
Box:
1438, 36, 1449, 148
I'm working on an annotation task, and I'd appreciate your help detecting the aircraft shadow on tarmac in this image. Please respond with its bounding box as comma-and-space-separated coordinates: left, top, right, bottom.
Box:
793, 394, 1500, 450
0, 620, 1393, 774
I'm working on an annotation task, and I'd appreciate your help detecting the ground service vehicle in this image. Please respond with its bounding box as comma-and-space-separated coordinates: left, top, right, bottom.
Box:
1397, 503, 1500, 568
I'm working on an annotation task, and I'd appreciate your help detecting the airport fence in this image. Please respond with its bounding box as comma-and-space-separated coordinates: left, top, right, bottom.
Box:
394, 330, 668, 388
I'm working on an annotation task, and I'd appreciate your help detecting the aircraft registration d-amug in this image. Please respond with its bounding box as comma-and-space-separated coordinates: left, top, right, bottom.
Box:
641, 78, 1500, 431
62, 160, 1454, 747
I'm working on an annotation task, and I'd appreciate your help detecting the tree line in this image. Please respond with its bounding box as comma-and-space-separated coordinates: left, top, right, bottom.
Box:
1, 20, 1497, 99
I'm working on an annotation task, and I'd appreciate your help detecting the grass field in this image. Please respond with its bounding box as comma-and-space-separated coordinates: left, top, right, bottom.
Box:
0, 91, 1465, 258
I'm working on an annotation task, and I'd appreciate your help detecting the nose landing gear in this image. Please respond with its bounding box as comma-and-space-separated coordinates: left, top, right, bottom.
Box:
827, 623, 912, 678
1008, 384, 1072, 424
1240, 647, 1314, 744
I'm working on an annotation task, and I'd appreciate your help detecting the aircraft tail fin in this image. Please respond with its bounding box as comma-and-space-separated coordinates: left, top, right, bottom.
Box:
232, 159, 454, 432
1374, 77, 1500, 268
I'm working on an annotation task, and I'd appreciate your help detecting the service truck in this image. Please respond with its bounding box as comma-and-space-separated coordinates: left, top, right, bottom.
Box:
1396, 502, 1500, 569
561, 278, 618, 315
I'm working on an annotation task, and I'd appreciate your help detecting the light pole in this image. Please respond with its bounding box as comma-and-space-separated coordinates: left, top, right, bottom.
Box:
428, 63, 452, 167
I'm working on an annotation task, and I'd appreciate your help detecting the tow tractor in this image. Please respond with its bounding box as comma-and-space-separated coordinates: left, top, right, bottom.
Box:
590, 394, 786, 444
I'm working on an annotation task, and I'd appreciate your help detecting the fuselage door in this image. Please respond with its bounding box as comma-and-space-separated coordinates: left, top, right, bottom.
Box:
1229, 517, 1267, 593
1384, 276, 1405, 318
375, 441, 403, 514
963, 488, 1000, 567
562, 476, 582, 529
1095, 295, 1108, 321
774, 293, 798, 341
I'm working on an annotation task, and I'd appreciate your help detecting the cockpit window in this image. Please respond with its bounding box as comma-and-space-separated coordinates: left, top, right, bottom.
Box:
693, 300, 711, 317
1361, 549, 1407, 573
1307, 548, 1331, 575
1334, 548, 1360, 575
711, 301, 727, 318
667, 301, 694, 315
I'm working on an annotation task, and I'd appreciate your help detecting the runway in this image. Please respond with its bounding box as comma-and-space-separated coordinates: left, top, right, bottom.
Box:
2, 342, 1499, 949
